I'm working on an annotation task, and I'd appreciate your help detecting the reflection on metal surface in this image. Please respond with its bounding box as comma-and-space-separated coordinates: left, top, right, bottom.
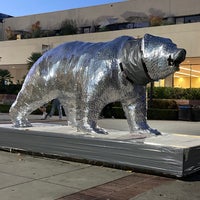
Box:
9, 34, 186, 136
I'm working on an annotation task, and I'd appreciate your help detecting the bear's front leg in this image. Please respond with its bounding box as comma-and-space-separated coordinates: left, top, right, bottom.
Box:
76, 98, 108, 134
121, 86, 161, 136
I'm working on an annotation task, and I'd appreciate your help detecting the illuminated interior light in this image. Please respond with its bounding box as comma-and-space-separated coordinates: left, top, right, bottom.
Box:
175, 71, 199, 77
180, 67, 200, 73
189, 74, 199, 77
176, 72, 190, 76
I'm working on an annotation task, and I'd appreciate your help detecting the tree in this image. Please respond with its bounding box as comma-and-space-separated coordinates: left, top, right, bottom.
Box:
31, 21, 41, 38
27, 52, 42, 70
0, 69, 13, 87
60, 19, 78, 35
5, 26, 15, 40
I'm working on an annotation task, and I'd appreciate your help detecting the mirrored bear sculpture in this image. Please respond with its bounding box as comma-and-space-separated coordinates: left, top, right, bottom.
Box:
10, 34, 186, 136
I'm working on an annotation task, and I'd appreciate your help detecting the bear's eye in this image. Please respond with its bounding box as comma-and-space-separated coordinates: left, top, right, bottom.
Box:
167, 55, 174, 66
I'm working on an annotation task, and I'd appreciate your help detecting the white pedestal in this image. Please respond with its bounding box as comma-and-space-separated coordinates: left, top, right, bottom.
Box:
0, 123, 199, 177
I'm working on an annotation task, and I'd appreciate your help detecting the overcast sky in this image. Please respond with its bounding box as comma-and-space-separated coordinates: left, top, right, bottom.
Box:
0, 0, 124, 17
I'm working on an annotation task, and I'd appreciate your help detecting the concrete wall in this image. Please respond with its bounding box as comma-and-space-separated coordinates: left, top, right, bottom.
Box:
0, 22, 200, 83
2, 0, 200, 38
0, 23, 3, 40
0, 22, 199, 64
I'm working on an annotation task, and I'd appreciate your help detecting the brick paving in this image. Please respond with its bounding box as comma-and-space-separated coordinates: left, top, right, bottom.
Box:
56, 173, 173, 200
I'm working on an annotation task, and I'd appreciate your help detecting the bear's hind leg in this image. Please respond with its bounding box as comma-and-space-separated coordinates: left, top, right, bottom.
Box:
10, 92, 48, 128
10, 101, 33, 127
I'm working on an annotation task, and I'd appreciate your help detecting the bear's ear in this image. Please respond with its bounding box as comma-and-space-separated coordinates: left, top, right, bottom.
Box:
142, 34, 174, 55
142, 34, 153, 45
143, 33, 173, 43
141, 34, 155, 55
142, 34, 162, 47
143, 34, 156, 43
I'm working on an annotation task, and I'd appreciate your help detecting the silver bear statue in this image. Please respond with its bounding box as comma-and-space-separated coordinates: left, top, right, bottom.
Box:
10, 34, 186, 136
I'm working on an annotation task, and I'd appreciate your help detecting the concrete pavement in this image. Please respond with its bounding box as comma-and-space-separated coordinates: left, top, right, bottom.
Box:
0, 112, 199, 135
0, 150, 131, 200
0, 113, 199, 200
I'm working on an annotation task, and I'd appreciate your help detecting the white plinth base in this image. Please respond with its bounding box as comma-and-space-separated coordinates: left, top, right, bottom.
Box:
0, 122, 200, 177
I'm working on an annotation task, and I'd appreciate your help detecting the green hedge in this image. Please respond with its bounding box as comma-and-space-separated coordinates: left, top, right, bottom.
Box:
2, 86, 200, 99
0, 103, 194, 121
0, 104, 11, 113
1, 88, 198, 121
147, 108, 178, 120
0, 104, 51, 115
100, 100, 179, 120
147, 99, 179, 120
147, 87, 200, 100
101, 107, 178, 120
0, 84, 22, 95
148, 99, 178, 109
0, 103, 184, 121
101, 105, 126, 119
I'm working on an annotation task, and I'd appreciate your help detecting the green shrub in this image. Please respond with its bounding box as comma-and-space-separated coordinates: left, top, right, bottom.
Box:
101, 100, 179, 120
183, 88, 200, 100
147, 99, 179, 120
100, 103, 126, 119
147, 87, 200, 100
147, 108, 178, 120
0, 104, 48, 114
192, 107, 200, 121
148, 99, 178, 109
60, 19, 78, 35
112, 107, 126, 119
0, 104, 11, 113
1, 84, 22, 94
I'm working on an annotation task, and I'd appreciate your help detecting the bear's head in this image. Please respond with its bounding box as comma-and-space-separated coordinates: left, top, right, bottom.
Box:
141, 34, 186, 81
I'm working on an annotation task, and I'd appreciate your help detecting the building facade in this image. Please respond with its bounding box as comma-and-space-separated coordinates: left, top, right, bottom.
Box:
0, 0, 200, 88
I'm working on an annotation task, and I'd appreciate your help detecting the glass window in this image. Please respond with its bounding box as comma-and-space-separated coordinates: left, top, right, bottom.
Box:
174, 58, 200, 88
185, 15, 200, 23
176, 17, 184, 24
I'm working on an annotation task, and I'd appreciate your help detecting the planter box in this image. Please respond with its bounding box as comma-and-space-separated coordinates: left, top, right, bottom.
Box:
178, 105, 192, 121
192, 108, 200, 121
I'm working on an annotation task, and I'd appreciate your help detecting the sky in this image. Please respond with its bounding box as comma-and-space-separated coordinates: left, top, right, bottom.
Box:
0, 0, 125, 17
